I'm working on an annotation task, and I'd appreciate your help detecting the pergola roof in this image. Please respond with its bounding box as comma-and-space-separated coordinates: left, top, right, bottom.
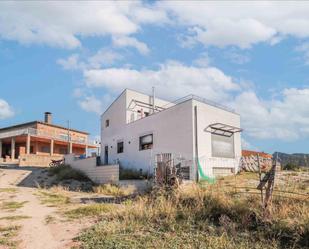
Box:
204, 123, 243, 137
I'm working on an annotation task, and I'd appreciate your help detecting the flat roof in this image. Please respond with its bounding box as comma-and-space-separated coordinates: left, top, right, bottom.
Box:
0, 121, 89, 135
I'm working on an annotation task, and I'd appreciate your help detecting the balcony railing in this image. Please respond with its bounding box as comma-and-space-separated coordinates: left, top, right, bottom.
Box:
0, 127, 96, 145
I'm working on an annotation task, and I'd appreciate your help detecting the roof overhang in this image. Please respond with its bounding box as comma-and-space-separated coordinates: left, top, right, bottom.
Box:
204, 123, 243, 137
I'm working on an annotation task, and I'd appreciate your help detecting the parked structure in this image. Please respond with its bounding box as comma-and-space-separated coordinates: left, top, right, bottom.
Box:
0, 112, 97, 166
101, 89, 242, 181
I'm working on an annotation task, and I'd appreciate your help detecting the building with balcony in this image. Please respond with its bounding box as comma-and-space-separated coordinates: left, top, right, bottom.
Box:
0, 112, 98, 166
101, 89, 242, 181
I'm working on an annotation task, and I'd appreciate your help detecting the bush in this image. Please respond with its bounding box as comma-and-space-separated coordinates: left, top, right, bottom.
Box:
93, 184, 135, 197
119, 166, 148, 180
48, 164, 91, 182
283, 163, 300, 171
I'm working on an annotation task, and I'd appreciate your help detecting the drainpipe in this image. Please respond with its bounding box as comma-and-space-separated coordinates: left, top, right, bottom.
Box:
194, 105, 199, 182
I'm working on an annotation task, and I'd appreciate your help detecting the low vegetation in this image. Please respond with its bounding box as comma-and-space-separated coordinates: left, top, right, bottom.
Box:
93, 184, 135, 197
119, 166, 149, 180
48, 164, 91, 182
76, 172, 309, 249
0, 225, 21, 248
1, 201, 28, 211
65, 203, 114, 219
0, 188, 18, 193
37, 189, 70, 207
0, 215, 30, 221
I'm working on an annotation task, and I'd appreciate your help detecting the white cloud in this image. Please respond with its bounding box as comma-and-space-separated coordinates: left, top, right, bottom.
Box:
0, 1, 167, 49
84, 61, 240, 102
224, 50, 250, 65
112, 36, 150, 55
0, 99, 14, 120
57, 49, 123, 71
233, 88, 309, 140
78, 96, 103, 115
160, 2, 309, 48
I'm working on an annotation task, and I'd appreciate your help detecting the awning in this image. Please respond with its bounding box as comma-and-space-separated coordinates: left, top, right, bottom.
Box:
204, 123, 243, 137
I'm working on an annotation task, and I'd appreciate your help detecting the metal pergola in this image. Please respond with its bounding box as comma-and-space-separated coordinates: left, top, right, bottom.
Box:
204, 123, 243, 137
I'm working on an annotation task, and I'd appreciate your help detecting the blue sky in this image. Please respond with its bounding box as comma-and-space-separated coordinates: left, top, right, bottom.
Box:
1, 1, 309, 153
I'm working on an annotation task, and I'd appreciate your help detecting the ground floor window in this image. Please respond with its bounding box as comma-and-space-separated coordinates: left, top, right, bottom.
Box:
139, 134, 153, 150
117, 141, 124, 153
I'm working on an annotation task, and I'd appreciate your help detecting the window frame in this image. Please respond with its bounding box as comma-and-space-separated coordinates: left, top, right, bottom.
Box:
117, 141, 124, 154
139, 134, 153, 151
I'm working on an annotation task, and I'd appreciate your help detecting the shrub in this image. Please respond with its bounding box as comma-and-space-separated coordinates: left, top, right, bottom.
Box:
48, 164, 91, 182
119, 166, 148, 180
93, 184, 135, 197
283, 163, 300, 171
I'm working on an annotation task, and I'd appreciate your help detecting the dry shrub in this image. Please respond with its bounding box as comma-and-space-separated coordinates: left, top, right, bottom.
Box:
93, 184, 136, 197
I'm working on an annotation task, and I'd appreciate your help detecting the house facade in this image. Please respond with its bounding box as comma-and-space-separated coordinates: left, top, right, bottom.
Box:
0, 112, 97, 166
101, 89, 242, 180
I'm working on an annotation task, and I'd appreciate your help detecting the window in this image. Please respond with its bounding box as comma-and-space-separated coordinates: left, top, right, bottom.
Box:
211, 133, 235, 158
117, 141, 124, 153
105, 119, 110, 127
139, 134, 153, 150
41, 146, 50, 153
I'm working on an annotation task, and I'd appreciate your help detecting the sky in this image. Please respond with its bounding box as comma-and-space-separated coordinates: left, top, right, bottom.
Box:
1, 1, 309, 154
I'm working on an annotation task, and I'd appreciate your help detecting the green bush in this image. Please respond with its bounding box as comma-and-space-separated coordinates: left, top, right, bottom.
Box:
48, 164, 91, 182
283, 163, 300, 171
119, 166, 149, 180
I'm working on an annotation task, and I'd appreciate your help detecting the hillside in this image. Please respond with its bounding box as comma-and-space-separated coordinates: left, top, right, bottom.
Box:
274, 152, 309, 167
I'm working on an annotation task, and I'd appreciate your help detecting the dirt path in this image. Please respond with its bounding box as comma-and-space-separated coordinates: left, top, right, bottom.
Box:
0, 168, 87, 249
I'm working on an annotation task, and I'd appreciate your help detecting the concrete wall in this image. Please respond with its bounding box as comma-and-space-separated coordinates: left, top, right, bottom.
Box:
193, 100, 241, 177
65, 154, 119, 184
101, 99, 194, 175
100, 89, 242, 179
19, 154, 63, 167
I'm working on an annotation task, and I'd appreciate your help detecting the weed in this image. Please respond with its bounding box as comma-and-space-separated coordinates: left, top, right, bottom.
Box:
65, 204, 114, 219
37, 190, 70, 207
0, 225, 21, 248
0, 215, 30, 221
0, 188, 18, 193
48, 164, 91, 182
93, 184, 135, 197
1, 201, 27, 211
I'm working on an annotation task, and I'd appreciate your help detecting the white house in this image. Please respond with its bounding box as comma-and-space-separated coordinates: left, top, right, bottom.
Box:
100, 89, 242, 181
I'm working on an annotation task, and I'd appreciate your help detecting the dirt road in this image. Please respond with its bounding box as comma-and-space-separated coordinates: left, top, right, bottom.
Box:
0, 167, 86, 249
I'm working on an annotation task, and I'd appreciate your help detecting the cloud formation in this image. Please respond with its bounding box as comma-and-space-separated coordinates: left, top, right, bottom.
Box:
0, 99, 14, 120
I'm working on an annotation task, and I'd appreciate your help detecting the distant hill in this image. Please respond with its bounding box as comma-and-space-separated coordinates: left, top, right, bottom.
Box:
273, 152, 309, 167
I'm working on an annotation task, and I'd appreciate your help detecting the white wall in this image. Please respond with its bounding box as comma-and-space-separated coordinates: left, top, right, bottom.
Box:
193, 100, 241, 177
101, 99, 194, 174
100, 89, 242, 180
65, 154, 119, 184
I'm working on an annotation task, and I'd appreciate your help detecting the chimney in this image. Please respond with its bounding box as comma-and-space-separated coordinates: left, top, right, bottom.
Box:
44, 112, 52, 124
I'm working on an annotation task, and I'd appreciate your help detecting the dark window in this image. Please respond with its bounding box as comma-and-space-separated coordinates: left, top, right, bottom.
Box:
41, 146, 50, 153
139, 134, 153, 150
117, 141, 124, 153
144, 112, 149, 117
105, 119, 110, 127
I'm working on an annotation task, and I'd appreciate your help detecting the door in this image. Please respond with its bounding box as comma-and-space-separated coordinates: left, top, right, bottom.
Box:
104, 145, 108, 165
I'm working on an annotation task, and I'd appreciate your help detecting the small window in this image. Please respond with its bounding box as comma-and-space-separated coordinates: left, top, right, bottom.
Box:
105, 119, 110, 127
139, 134, 153, 150
117, 141, 124, 154
144, 112, 149, 117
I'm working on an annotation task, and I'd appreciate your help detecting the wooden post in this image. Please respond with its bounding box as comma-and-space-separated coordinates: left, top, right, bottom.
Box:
257, 154, 264, 205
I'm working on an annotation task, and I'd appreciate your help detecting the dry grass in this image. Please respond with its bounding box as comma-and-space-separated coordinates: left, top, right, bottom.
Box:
77, 172, 309, 249
1, 201, 28, 211
0, 225, 21, 248
65, 203, 114, 219
37, 187, 70, 207
93, 184, 136, 197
